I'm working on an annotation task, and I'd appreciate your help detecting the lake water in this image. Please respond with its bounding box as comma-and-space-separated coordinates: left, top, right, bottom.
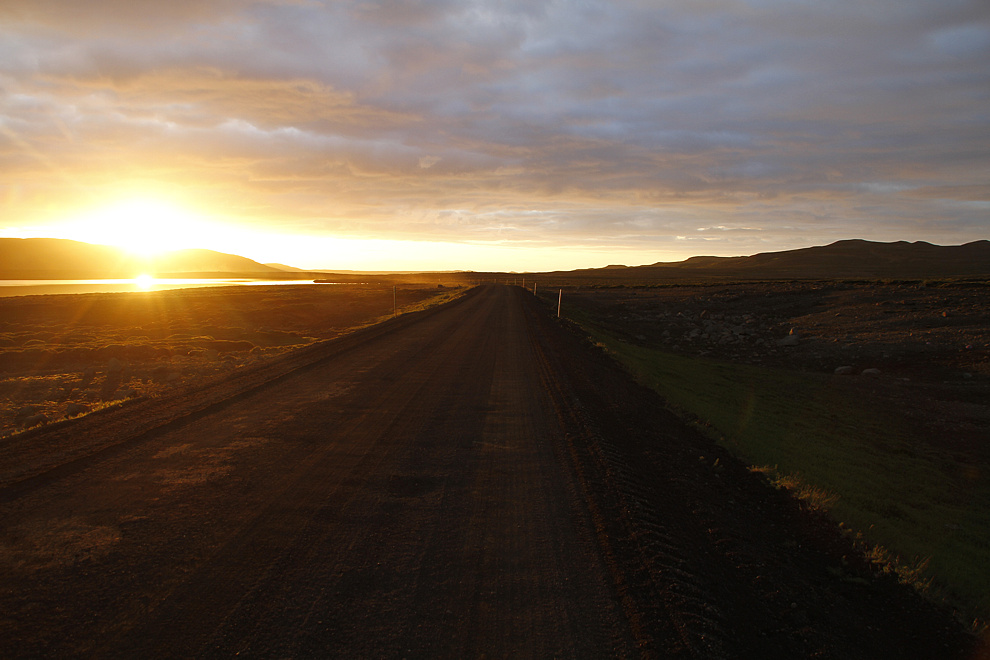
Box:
0, 278, 329, 297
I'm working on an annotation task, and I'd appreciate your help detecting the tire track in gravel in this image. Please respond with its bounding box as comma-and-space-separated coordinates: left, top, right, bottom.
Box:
100, 287, 515, 657
516, 288, 977, 659
0, 284, 640, 658
520, 293, 732, 658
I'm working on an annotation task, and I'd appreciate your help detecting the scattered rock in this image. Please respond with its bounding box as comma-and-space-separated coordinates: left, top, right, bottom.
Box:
861, 368, 882, 377
14, 406, 41, 424
834, 366, 855, 375
65, 402, 90, 417
108, 357, 124, 373
777, 334, 800, 347
79, 367, 97, 389
22, 413, 47, 428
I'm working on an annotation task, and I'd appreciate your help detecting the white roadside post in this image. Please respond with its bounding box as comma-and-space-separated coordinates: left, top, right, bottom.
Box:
393, 285, 397, 317
557, 289, 562, 318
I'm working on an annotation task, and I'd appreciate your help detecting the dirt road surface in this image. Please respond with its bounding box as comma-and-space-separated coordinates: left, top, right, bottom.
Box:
0, 285, 978, 658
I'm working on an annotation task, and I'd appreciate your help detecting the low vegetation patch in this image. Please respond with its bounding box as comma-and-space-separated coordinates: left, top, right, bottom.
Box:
551, 288, 990, 631
0, 284, 465, 438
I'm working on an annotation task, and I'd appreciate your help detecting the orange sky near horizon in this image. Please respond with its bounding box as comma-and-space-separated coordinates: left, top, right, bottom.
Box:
1, 2, 987, 272
4, 196, 694, 272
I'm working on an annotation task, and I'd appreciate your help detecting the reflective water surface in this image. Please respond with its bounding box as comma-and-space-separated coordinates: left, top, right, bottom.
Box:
0, 278, 328, 297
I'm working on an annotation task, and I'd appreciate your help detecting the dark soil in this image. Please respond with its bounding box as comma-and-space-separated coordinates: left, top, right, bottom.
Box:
0, 285, 981, 657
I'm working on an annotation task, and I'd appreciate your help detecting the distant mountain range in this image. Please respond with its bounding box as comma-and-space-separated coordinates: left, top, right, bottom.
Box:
0, 238, 287, 279
560, 239, 990, 280
2, 237, 988, 281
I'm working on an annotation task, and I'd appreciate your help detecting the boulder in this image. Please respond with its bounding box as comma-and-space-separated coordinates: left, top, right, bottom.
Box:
65, 402, 90, 417
861, 368, 882, 377
151, 365, 171, 381
22, 413, 47, 428
834, 366, 855, 375
776, 334, 800, 347
14, 405, 41, 424
107, 357, 124, 373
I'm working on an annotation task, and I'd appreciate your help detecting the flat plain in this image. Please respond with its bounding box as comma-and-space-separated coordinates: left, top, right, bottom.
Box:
0, 282, 984, 657
0, 283, 456, 437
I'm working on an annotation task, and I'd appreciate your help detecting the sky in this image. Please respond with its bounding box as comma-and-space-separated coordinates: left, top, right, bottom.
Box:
1, 0, 988, 272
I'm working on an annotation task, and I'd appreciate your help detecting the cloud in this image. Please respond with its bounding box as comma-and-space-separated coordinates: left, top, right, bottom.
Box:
0, 0, 281, 34
46, 68, 418, 132
418, 155, 441, 169
1, 0, 988, 268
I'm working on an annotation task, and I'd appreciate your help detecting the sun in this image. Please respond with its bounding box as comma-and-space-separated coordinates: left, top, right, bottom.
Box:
56, 198, 222, 258
42, 194, 302, 268
90, 199, 197, 257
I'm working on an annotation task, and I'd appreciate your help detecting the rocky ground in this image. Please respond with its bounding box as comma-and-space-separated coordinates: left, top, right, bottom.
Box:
0, 284, 455, 437
570, 281, 988, 377
566, 280, 990, 450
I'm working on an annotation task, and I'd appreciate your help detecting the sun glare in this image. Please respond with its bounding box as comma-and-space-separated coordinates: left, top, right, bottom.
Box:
56, 198, 223, 257
134, 273, 156, 289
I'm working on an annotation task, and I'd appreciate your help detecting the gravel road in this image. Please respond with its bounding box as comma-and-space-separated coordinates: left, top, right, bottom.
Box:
0, 285, 977, 658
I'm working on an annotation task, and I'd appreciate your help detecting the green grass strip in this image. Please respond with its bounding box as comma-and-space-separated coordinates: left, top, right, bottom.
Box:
565, 306, 989, 629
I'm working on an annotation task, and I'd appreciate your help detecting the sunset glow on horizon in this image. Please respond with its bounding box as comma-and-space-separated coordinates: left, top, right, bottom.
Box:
1, 2, 987, 272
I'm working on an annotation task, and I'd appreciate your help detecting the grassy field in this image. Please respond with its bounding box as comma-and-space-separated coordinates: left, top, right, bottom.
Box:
549, 292, 990, 630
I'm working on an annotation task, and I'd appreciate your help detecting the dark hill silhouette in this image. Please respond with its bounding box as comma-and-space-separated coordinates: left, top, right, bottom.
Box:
0, 238, 283, 279
264, 262, 307, 272
150, 248, 282, 275
0, 238, 136, 278
5, 237, 988, 282
554, 239, 990, 281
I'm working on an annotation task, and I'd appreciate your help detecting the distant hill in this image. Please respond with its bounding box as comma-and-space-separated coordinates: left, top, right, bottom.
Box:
150, 248, 282, 275
264, 262, 307, 272
555, 240, 990, 281
0, 238, 283, 279
5, 237, 988, 282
